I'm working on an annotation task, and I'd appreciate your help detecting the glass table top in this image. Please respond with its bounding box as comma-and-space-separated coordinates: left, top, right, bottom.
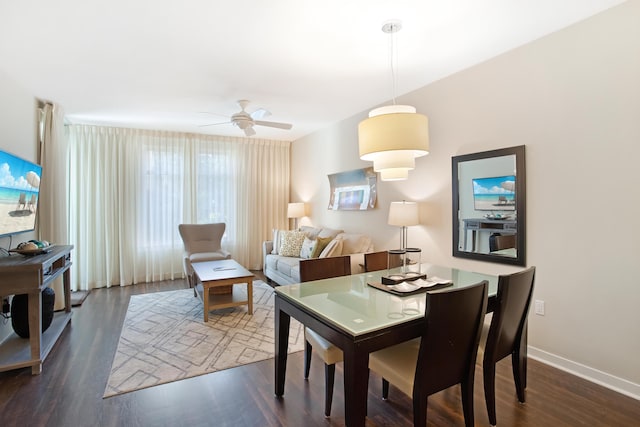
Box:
275, 263, 497, 337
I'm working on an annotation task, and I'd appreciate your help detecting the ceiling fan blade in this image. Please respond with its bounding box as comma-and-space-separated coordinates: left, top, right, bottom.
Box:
254, 120, 292, 130
250, 108, 271, 120
198, 120, 232, 128
244, 126, 256, 137
198, 111, 229, 118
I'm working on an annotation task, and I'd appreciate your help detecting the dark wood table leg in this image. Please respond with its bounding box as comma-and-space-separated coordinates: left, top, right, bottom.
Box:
274, 295, 290, 397
343, 346, 369, 427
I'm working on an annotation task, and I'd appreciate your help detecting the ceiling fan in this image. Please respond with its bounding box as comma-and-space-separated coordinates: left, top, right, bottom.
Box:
199, 99, 293, 137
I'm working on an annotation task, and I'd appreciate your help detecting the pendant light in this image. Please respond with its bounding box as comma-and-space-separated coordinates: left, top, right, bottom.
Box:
358, 20, 429, 181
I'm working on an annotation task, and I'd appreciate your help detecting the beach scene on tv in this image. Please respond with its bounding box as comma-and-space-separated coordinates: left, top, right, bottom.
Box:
0, 151, 42, 237
472, 175, 516, 211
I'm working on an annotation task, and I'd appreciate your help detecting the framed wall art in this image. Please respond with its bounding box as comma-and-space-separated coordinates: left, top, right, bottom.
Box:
327, 167, 377, 211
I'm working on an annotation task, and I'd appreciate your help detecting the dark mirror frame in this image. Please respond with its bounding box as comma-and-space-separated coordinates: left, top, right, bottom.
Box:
452, 145, 526, 266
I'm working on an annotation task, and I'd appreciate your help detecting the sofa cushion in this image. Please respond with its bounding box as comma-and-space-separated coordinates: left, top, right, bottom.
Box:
336, 233, 372, 254
271, 229, 287, 254
275, 255, 300, 278
280, 231, 306, 257
318, 228, 343, 239
300, 226, 323, 239
299, 237, 316, 259
311, 236, 333, 258
319, 238, 343, 258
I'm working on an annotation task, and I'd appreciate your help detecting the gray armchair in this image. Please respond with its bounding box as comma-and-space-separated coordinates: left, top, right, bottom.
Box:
178, 223, 231, 295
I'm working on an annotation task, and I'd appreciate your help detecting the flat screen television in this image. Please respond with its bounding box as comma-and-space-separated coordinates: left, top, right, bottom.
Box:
472, 175, 516, 211
0, 149, 42, 237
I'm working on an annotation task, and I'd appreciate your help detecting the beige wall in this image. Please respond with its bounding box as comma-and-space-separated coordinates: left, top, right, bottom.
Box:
292, 2, 640, 398
0, 69, 39, 341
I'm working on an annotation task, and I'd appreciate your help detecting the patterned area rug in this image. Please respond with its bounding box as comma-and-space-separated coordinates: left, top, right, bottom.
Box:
104, 281, 304, 397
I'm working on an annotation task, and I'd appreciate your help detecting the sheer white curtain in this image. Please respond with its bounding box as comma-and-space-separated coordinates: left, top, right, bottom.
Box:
67, 125, 289, 290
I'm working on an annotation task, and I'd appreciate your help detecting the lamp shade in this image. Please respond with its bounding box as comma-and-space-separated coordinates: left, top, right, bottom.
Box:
388, 201, 419, 226
287, 202, 305, 218
380, 168, 409, 181
358, 105, 429, 181
358, 107, 429, 161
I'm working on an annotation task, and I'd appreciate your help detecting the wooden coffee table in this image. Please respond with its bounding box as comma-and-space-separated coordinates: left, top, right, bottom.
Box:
191, 259, 254, 322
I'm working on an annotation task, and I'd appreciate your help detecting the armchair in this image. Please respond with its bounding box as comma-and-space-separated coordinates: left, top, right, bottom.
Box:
178, 223, 231, 295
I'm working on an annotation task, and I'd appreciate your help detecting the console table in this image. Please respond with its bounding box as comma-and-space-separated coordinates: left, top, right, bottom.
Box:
463, 218, 516, 252
0, 245, 73, 374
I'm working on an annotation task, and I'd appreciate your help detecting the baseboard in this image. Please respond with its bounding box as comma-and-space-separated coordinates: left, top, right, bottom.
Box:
528, 346, 640, 401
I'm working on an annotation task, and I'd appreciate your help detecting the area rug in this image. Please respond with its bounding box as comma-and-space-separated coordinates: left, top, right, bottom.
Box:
71, 290, 90, 307
104, 281, 304, 397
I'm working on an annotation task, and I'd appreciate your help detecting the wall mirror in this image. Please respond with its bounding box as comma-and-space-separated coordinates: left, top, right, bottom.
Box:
452, 145, 526, 266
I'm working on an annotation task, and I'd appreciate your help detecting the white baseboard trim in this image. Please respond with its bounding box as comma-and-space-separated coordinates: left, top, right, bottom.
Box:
528, 346, 640, 401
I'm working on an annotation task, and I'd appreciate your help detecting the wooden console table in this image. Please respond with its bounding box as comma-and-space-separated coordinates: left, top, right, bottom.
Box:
0, 245, 73, 374
463, 218, 516, 252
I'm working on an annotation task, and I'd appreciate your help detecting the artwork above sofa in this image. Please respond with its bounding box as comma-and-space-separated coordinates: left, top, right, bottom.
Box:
263, 226, 374, 286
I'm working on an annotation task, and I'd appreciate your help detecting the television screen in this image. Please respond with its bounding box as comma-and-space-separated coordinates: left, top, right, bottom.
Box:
472, 175, 516, 211
0, 150, 42, 237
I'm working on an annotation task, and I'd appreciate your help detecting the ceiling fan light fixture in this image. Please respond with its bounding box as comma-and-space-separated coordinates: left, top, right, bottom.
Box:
244, 126, 256, 137
199, 99, 292, 137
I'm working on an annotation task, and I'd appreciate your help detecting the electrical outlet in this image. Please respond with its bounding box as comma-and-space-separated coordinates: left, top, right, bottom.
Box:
534, 299, 545, 316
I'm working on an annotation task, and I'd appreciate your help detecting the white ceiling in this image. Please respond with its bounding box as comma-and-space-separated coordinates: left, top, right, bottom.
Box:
0, 0, 625, 141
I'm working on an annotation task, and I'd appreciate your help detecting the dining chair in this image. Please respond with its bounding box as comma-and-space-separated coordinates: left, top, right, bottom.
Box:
178, 223, 231, 296
369, 281, 488, 427
299, 255, 351, 417
494, 234, 517, 250
479, 266, 536, 426
364, 250, 403, 272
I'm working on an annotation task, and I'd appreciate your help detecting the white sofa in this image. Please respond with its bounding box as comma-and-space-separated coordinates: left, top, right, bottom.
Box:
262, 226, 374, 286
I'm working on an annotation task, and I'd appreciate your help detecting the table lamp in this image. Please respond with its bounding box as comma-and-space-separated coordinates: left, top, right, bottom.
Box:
388, 200, 419, 250
287, 202, 305, 230
382, 201, 425, 285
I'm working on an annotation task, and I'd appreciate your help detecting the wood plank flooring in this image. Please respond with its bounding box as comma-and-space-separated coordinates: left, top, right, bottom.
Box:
0, 274, 638, 426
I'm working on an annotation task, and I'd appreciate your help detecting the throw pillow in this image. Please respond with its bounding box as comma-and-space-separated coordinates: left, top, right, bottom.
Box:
319, 239, 343, 258
279, 231, 306, 257
317, 227, 343, 239
299, 226, 322, 240
271, 229, 287, 255
311, 236, 333, 258
299, 237, 316, 259
336, 233, 373, 254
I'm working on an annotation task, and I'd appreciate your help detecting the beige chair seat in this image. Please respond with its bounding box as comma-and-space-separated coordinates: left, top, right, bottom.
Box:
369, 338, 420, 397
304, 327, 343, 366
476, 313, 493, 358
189, 251, 230, 263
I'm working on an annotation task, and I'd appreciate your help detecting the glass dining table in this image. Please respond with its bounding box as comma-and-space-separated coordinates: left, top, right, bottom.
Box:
274, 263, 499, 427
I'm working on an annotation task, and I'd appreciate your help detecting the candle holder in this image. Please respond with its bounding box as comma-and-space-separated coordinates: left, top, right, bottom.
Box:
381, 248, 426, 285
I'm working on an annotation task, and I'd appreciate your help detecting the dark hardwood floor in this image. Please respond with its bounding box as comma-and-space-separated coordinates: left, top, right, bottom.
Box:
0, 273, 638, 426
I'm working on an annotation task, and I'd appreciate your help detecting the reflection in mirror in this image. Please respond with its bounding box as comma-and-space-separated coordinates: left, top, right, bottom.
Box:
452, 146, 526, 266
